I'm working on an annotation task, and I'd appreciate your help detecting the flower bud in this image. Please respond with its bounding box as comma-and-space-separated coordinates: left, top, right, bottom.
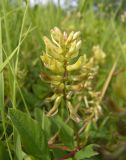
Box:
51, 61, 64, 73
47, 95, 62, 117
76, 40, 82, 51
69, 83, 83, 91
67, 56, 84, 71
41, 54, 64, 73
43, 36, 64, 62
45, 94, 58, 102
73, 31, 81, 40
39, 72, 52, 82
51, 27, 63, 46
68, 40, 76, 53
66, 31, 74, 43
67, 101, 81, 123
66, 40, 79, 59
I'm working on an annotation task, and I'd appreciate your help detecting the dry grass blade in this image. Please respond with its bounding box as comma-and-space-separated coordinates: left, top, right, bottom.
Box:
100, 57, 119, 102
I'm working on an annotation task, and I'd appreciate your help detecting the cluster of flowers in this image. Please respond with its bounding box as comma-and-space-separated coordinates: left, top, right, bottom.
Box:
41, 27, 106, 123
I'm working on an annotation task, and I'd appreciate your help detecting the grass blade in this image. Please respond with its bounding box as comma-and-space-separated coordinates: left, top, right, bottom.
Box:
0, 18, 13, 160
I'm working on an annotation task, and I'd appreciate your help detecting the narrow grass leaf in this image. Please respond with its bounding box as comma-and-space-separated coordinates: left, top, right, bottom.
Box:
34, 108, 52, 139
0, 18, 13, 160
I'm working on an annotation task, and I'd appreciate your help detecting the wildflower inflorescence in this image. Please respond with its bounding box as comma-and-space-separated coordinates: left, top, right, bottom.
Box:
40, 27, 106, 123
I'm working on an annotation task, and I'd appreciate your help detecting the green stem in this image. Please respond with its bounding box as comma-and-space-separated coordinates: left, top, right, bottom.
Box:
63, 59, 68, 105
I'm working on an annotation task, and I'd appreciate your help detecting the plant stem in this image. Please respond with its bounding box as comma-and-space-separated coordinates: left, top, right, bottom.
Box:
54, 146, 82, 160
63, 60, 68, 104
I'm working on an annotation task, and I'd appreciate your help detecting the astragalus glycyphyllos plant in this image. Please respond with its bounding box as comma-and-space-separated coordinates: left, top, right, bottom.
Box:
41, 27, 106, 124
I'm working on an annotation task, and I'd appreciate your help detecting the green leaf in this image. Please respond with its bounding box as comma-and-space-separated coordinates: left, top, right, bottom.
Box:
52, 115, 74, 149
52, 148, 67, 159
75, 144, 98, 160
9, 109, 50, 160
0, 140, 9, 160
32, 83, 51, 99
